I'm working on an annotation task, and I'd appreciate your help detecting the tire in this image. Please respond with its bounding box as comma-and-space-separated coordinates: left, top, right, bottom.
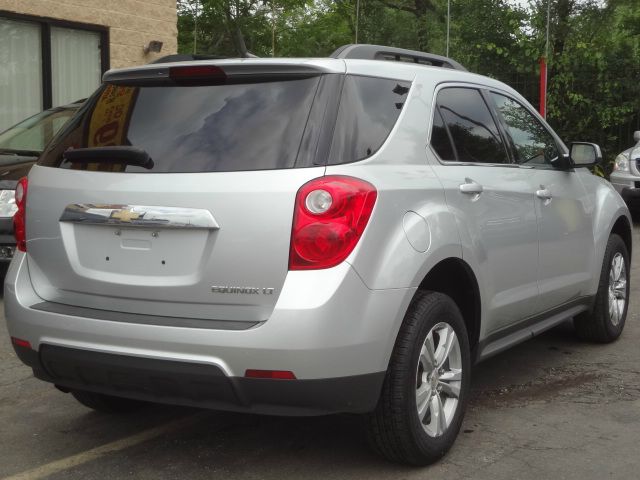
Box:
364, 291, 471, 465
71, 390, 147, 413
574, 234, 630, 343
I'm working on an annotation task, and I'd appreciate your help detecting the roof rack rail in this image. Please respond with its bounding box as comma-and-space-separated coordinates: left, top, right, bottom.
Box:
330, 44, 467, 72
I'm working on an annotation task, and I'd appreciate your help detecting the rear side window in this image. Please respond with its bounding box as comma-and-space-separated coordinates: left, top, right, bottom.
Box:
328, 76, 410, 164
39, 77, 321, 173
430, 108, 455, 161
432, 87, 508, 164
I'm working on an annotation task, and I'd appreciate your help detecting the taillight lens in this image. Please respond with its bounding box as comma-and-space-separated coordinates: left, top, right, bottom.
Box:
289, 175, 377, 270
13, 177, 28, 252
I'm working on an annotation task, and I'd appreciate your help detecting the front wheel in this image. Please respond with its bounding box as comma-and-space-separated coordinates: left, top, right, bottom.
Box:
574, 234, 630, 342
365, 291, 471, 465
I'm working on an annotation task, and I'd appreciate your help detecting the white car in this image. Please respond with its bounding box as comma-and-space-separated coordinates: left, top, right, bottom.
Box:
610, 131, 640, 208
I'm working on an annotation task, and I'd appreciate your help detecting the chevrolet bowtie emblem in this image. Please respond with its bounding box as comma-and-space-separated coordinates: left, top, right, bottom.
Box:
110, 209, 143, 222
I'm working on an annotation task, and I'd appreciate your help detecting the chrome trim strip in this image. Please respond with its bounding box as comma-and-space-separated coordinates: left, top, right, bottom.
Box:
59, 204, 219, 230
31, 301, 259, 330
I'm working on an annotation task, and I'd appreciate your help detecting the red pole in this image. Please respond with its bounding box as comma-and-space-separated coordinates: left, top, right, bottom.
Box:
539, 56, 547, 118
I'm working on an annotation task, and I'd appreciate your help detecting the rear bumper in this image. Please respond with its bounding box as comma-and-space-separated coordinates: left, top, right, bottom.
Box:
5, 253, 415, 415
14, 343, 385, 415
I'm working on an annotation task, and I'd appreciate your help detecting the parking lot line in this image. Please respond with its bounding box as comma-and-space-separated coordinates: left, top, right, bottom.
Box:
1, 412, 208, 480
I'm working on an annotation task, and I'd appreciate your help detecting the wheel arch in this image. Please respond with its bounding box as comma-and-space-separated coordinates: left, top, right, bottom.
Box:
611, 214, 632, 258
415, 257, 481, 354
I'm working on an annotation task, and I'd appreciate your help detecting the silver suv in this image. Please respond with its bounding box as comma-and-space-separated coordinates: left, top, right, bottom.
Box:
5, 45, 632, 465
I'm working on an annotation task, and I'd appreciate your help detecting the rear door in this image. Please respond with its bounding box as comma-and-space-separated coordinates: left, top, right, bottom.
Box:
429, 86, 540, 333
26, 64, 340, 324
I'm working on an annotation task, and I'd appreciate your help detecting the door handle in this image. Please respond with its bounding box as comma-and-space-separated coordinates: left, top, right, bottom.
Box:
536, 186, 552, 201
459, 178, 483, 195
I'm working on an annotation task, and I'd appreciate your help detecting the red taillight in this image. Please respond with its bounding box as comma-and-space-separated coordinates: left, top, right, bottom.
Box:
13, 177, 28, 252
11, 337, 32, 350
289, 175, 377, 270
169, 65, 226, 84
245, 369, 297, 380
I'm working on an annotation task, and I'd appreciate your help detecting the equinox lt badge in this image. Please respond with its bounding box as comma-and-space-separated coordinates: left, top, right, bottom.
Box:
211, 286, 275, 295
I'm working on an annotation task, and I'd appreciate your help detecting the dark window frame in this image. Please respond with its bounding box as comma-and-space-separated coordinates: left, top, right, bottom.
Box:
429, 85, 512, 165
0, 10, 109, 110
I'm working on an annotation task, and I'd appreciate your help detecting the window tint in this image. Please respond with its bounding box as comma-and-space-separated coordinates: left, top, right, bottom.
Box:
491, 93, 559, 166
39, 77, 320, 172
436, 88, 508, 164
328, 76, 410, 164
430, 107, 455, 161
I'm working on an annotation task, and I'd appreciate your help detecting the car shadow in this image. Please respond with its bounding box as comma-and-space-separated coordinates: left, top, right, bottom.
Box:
41, 321, 604, 479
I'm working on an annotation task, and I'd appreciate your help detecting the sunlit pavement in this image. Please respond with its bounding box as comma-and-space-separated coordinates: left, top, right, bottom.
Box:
2, 222, 640, 479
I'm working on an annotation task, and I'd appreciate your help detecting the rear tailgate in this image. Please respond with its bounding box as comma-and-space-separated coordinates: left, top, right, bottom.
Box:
26, 166, 324, 322
24, 60, 343, 324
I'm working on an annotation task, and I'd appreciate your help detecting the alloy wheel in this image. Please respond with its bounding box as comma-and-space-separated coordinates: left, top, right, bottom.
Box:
415, 322, 462, 437
608, 252, 627, 326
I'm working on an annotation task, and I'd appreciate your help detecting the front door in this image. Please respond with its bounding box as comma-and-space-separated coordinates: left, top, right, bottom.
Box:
488, 92, 595, 313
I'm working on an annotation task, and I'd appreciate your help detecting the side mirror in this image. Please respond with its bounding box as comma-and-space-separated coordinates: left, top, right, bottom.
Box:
569, 142, 602, 167
634, 131, 640, 143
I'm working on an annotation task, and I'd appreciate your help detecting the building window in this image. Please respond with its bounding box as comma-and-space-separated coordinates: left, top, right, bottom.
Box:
0, 13, 108, 131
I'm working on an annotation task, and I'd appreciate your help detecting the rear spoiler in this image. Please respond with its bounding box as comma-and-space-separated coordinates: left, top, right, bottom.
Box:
103, 62, 339, 86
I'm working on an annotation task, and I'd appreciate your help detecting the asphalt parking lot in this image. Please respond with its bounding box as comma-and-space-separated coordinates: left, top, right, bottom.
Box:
2, 224, 640, 480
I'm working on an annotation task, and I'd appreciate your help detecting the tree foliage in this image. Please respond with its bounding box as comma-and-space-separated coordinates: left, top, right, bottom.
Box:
176, 0, 640, 160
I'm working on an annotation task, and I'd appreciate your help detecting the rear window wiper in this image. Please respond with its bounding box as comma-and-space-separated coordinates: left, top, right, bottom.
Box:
63, 147, 154, 169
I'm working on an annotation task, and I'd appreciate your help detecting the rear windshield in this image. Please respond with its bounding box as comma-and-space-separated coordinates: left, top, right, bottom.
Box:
38, 73, 411, 172
39, 78, 320, 173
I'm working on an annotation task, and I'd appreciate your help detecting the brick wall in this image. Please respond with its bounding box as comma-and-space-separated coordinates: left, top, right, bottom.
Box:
0, 0, 177, 68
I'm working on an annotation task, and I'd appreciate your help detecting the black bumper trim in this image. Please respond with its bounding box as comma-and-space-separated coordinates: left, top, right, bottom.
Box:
621, 187, 640, 201
0, 216, 13, 236
30, 301, 259, 331
28, 345, 384, 416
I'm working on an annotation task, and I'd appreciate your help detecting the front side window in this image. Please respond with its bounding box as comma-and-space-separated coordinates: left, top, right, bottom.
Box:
491, 93, 559, 166
432, 87, 509, 164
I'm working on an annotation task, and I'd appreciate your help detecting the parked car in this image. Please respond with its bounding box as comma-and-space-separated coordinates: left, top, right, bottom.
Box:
0, 102, 82, 260
610, 131, 640, 208
5, 45, 632, 465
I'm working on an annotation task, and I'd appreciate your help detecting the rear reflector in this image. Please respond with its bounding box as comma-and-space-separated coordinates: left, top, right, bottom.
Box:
10, 337, 32, 350
245, 369, 297, 380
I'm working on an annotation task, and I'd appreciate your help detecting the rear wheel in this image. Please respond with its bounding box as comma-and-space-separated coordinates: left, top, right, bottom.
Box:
71, 390, 147, 413
365, 291, 471, 465
574, 234, 630, 343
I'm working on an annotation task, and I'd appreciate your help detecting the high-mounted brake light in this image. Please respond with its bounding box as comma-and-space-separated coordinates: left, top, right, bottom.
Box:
289, 175, 377, 270
13, 177, 28, 252
169, 65, 226, 84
